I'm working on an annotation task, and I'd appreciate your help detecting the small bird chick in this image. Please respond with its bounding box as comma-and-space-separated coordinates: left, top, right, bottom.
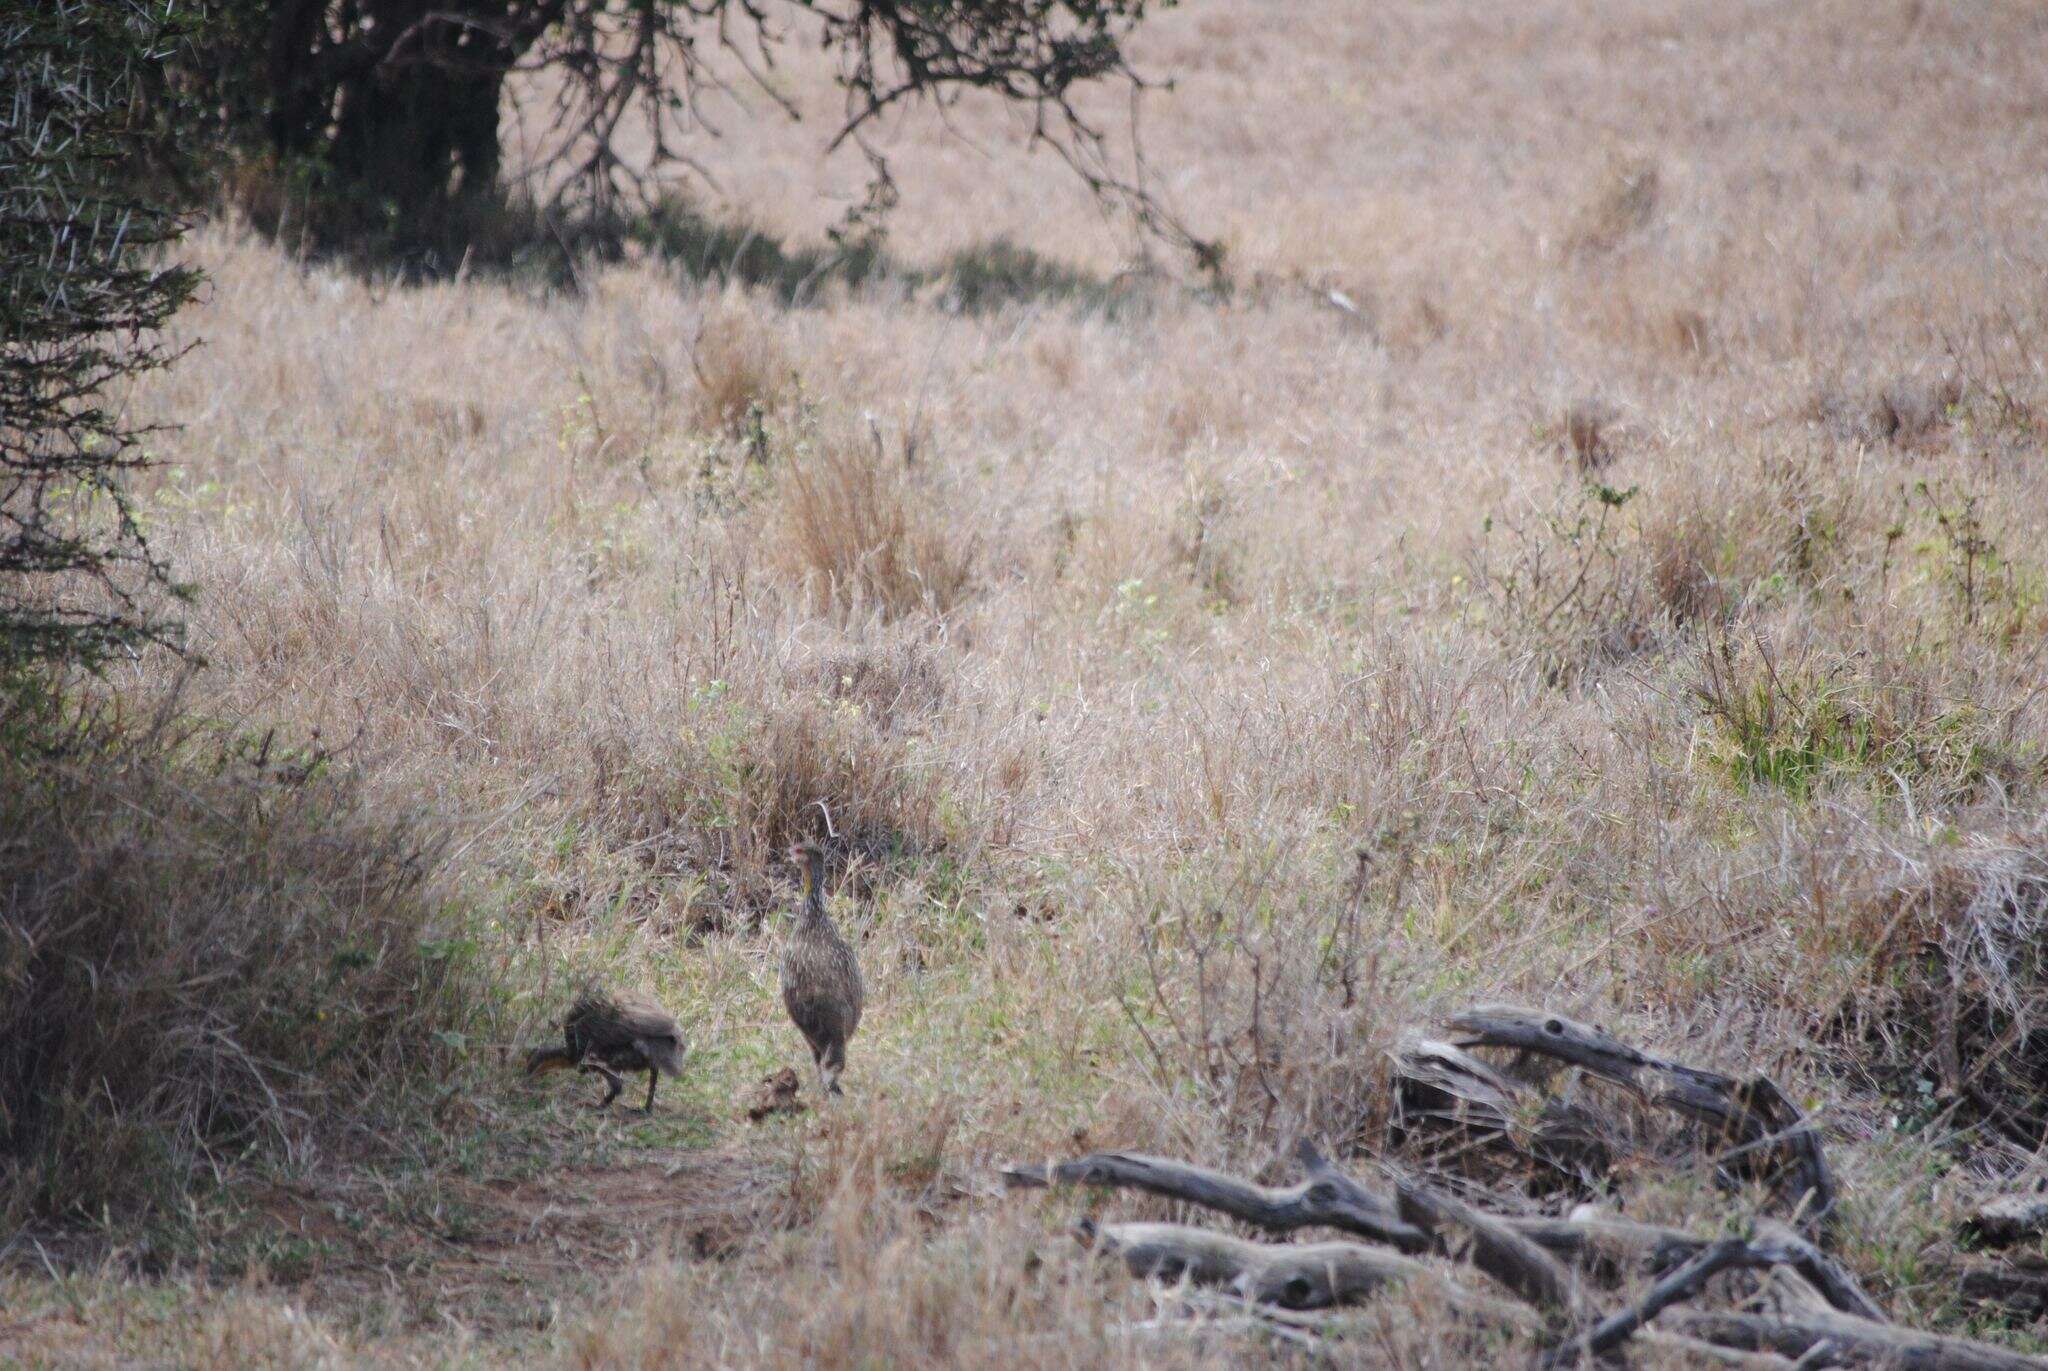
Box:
525, 991, 687, 1113
779, 840, 864, 1097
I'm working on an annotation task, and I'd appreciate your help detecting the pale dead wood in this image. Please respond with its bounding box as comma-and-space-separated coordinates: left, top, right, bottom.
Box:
1512, 1207, 1706, 1273
1002, 1150, 1430, 1252
1388, 1033, 1611, 1183
1633, 1328, 1800, 1369
1957, 1260, 2048, 1320
1510, 1212, 1882, 1322
1070, 1211, 2009, 1367
1390, 1034, 1527, 1133
1007, 1004, 2040, 1363
1009, 1148, 1882, 1321
1074, 1218, 1537, 1326
1669, 1308, 2046, 1371
1393, 1176, 1576, 1314
1962, 1195, 2048, 1249
1748, 1221, 1886, 1323
1445, 1006, 1836, 1234
1076, 1219, 1424, 1310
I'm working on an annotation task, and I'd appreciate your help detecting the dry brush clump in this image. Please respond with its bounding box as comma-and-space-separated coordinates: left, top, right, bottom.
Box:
769, 421, 977, 621
684, 290, 798, 437
577, 638, 960, 922
1563, 154, 1661, 260
1466, 479, 1703, 685
1825, 826, 2048, 1148
0, 678, 471, 1228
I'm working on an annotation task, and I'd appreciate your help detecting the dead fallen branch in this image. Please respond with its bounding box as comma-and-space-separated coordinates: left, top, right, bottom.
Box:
1632, 1329, 1800, 1369
1744, 1222, 1887, 1324
1012, 1004, 2038, 1365
1392, 1174, 1576, 1314
1074, 1218, 1535, 1325
1077, 1219, 1421, 1310
1389, 1035, 1611, 1185
1002, 1149, 1430, 1252
1670, 1307, 2044, 1371
1550, 1236, 1756, 1366
1957, 1258, 2048, 1321
1963, 1195, 2048, 1249
1443, 1006, 1837, 1234
1008, 1145, 1880, 1322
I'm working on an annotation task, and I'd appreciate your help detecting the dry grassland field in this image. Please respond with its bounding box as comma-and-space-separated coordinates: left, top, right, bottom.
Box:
12, 0, 2048, 1366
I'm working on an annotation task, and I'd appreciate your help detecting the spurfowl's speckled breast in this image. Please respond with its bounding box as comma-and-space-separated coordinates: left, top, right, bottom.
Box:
780, 844, 863, 1092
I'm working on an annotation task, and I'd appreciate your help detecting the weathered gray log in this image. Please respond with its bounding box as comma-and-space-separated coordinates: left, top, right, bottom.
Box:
1007, 1149, 1883, 1322
1391, 1034, 1527, 1133
1510, 1212, 1882, 1322
1445, 1006, 1836, 1234
1076, 1219, 1428, 1311
1511, 1208, 1707, 1276
1393, 1176, 1575, 1314
1388, 1034, 1613, 1183
1747, 1221, 1886, 1323
1670, 1308, 2046, 1370
1963, 1196, 2048, 1249
1548, 1241, 1883, 1366
1002, 1150, 1430, 1253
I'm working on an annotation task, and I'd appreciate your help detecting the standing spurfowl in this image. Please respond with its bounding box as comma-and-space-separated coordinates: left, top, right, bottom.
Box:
780, 840, 864, 1097
525, 991, 687, 1113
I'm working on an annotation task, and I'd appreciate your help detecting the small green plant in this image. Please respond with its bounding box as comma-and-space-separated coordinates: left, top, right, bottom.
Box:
1691, 630, 2009, 800
1880, 480, 2041, 644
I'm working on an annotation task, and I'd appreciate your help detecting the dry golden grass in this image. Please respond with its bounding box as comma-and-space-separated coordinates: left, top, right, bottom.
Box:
13, 0, 2048, 1364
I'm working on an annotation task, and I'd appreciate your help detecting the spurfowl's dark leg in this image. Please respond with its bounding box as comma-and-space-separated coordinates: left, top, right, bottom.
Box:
582, 1063, 625, 1109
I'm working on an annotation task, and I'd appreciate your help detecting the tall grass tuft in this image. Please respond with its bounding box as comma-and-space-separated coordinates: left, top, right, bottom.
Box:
773, 426, 976, 621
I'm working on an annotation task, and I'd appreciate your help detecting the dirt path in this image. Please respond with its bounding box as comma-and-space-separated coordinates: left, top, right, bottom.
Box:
248, 1145, 788, 1334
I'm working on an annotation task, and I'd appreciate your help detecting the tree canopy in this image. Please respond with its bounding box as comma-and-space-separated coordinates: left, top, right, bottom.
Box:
180, 0, 1209, 266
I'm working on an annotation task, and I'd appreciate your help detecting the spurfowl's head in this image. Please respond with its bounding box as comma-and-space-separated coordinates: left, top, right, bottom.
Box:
788, 839, 827, 895
643, 1028, 688, 1077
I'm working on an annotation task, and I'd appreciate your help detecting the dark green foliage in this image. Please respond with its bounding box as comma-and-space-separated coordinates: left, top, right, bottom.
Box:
175, 1, 1207, 270
630, 201, 1120, 314
937, 237, 1108, 314
629, 197, 889, 304
1, 0, 201, 669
